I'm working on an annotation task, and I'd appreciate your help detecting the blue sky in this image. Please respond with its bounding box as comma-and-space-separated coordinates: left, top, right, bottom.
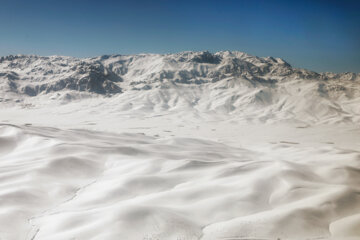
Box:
0, 0, 359, 73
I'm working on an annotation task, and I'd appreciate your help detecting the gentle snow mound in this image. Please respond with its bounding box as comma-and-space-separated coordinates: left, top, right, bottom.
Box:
0, 124, 359, 240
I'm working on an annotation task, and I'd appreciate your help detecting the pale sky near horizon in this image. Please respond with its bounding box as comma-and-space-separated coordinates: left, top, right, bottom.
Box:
0, 0, 359, 73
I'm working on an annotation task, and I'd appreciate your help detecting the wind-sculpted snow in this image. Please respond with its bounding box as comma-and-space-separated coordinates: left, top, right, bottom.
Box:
1, 124, 360, 240
1, 51, 359, 124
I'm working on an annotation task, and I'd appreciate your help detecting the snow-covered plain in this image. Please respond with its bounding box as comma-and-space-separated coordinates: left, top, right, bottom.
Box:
0, 51, 360, 240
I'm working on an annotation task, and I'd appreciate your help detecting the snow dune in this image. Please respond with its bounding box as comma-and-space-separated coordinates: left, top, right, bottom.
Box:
0, 124, 359, 240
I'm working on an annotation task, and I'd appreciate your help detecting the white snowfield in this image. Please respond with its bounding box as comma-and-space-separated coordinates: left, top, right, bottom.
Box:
0, 51, 360, 240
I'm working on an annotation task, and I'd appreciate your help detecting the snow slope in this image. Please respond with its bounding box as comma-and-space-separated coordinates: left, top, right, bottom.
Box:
1, 124, 360, 240
0, 51, 360, 240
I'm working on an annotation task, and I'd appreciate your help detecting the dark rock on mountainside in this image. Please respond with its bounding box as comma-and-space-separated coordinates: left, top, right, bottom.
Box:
0, 51, 359, 97
191, 51, 222, 64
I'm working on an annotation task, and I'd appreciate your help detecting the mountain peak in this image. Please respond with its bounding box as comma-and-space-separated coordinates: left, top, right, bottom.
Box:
0, 51, 358, 100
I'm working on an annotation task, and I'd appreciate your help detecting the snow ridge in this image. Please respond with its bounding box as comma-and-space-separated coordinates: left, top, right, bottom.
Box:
1, 51, 358, 96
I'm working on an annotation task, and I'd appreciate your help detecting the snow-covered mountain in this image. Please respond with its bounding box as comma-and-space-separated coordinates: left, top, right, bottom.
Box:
1, 52, 360, 240
1, 51, 359, 123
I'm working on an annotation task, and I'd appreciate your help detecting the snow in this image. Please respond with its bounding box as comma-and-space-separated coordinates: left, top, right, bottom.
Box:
0, 51, 359, 240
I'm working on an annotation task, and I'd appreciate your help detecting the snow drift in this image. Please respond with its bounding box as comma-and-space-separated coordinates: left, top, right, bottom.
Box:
1, 124, 360, 240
